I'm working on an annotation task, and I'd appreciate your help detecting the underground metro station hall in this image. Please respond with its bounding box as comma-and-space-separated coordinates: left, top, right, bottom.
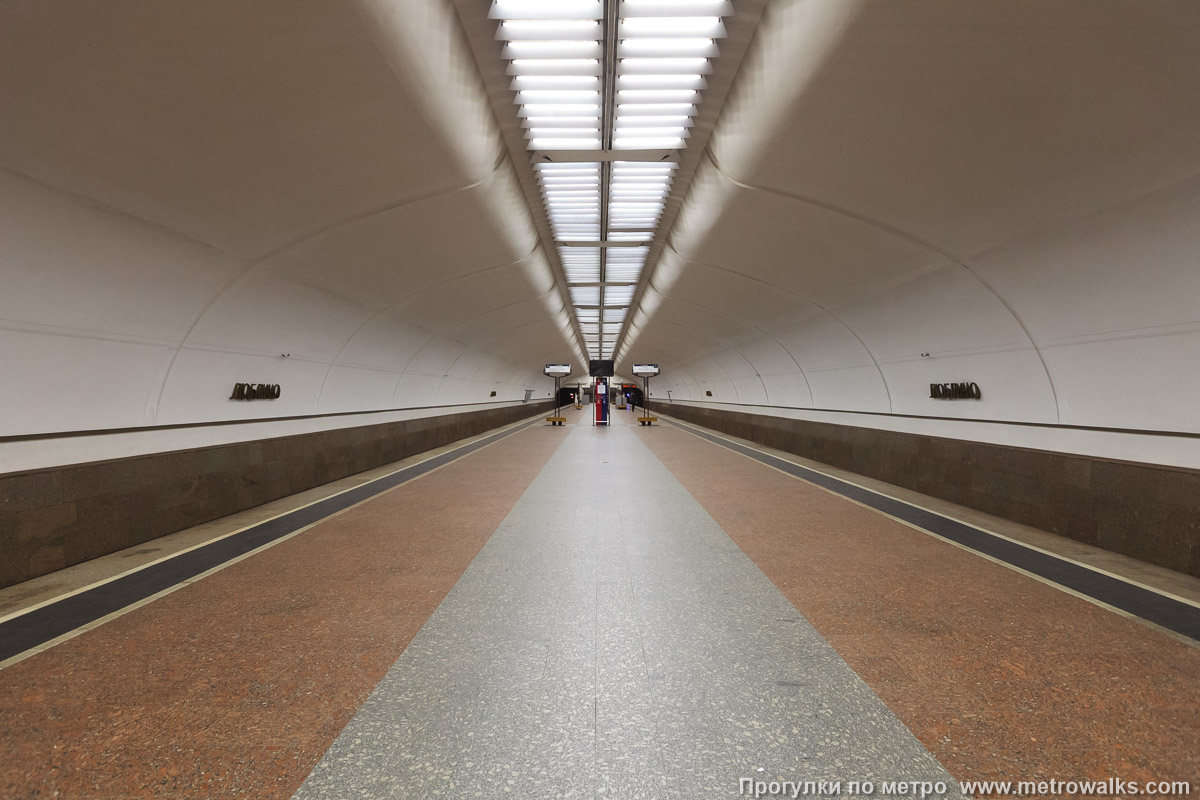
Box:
1, 2, 1199, 798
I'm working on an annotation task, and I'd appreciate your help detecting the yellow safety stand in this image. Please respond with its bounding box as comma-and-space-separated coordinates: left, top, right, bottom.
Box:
546, 416, 567, 426
637, 416, 657, 426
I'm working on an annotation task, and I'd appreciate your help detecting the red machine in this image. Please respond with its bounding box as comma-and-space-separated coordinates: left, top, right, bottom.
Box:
593, 378, 609, 425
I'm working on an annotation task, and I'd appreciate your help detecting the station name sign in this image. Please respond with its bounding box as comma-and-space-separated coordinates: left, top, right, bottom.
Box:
632, 363, 660, 377
930, 382, 981, 400
544, 364, 571, 377
230, 382, 281, 400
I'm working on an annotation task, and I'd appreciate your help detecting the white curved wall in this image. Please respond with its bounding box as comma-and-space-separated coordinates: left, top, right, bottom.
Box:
4, 0, 1198, 472
620, 0, 1200, 446
0, 0, 582, 441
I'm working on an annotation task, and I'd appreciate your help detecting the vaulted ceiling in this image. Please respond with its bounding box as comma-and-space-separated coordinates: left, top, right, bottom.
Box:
1, 0, 1198, 436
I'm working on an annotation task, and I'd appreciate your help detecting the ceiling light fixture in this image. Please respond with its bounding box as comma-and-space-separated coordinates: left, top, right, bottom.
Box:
492, 0, 729, 361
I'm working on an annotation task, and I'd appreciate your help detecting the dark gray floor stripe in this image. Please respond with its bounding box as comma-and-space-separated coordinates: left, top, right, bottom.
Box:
0, 418, 542, 662
664, 418, 1200, 643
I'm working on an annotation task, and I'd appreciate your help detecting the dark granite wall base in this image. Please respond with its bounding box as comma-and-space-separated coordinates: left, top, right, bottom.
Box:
663, 403, 1200, 578
0, 402, 554, 589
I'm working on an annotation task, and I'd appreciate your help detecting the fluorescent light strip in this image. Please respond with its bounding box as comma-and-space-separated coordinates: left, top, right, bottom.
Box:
517, 89, 601, 102
526, 129, 602, 137
616, 125, 684, 137
614, 137, 685, 148
611, 161, 677, 168
504, 41, 603, 59
617, 38, 717, 57
497, 5, 730, 359
539, 166, 601, 172
617, 74, 707, 89
615, 89, 700, 102
498, 20, 603, 40
621, 1, 733, 15
606, 269, 644, 281
604, 289, 636, 305
612, 115, 694, 127
509, 58, 601, 76
570, 286, 601, 304
620, 17, 725, 38
512, 76, 602, 90
524, 117, 604, 128
491, 0, 603, 19
618, 56, 711, 73
614, 103, 695, 115
520, 104, 602, 117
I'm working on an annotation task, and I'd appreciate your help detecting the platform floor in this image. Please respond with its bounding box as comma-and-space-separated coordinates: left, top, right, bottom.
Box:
1, 407, 1198, 798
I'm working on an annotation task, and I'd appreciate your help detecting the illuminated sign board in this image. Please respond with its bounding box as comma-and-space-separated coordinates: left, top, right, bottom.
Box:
632, 364, 660, 377
544, 364, 571, 377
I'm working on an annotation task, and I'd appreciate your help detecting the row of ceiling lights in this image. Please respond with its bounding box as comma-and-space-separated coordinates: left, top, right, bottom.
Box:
491, 0, 730, 361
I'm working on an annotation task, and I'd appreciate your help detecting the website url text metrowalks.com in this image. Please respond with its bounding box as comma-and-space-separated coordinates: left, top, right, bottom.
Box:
740, 777, 1192, 798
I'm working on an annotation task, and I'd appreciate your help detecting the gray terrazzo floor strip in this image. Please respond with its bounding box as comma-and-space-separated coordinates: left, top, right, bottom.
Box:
293, 423, 965, 799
